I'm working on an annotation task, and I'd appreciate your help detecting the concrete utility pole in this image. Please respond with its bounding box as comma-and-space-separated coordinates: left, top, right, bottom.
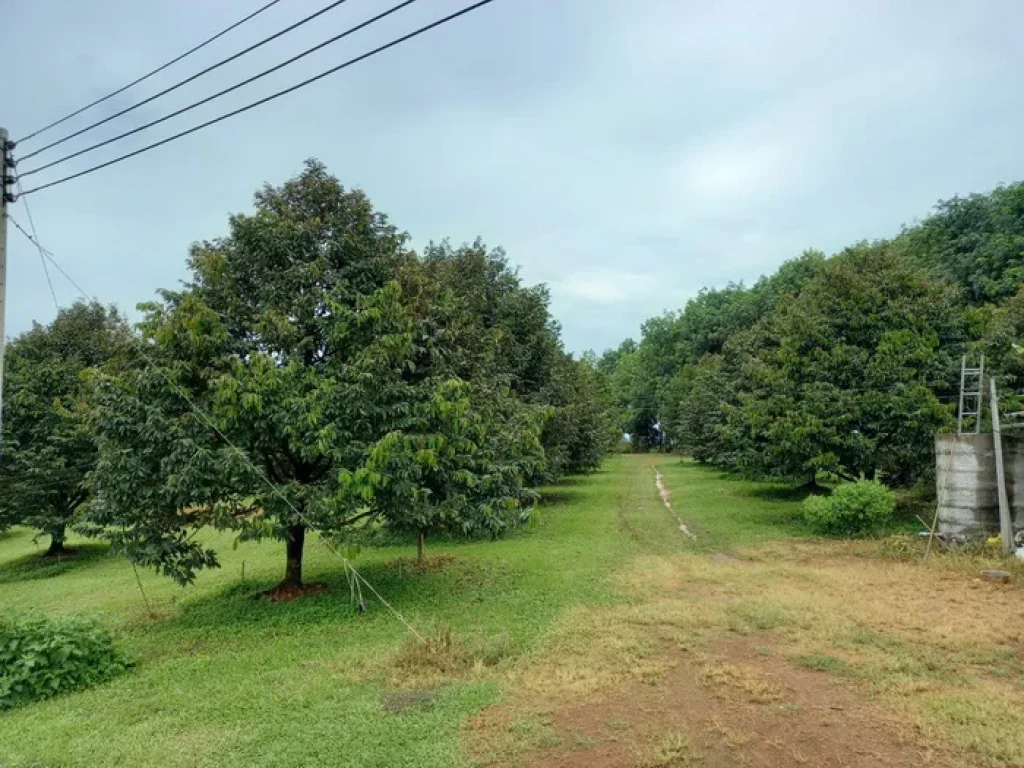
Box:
0, 128, 13, 448
990, 377, 1013, 556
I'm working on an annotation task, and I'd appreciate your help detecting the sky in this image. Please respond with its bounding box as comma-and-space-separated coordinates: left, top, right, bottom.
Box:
4, 0, 1024, 354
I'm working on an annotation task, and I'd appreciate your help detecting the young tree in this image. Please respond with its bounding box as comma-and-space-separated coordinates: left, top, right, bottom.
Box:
86, 161, 418, 590
0, 302, 132, 556
343, 379, 545, 563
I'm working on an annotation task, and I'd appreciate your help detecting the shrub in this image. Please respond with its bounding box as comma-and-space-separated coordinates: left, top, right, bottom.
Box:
0, 614, 131, 710
802, 479, 896, 536
392, 626, 513, 677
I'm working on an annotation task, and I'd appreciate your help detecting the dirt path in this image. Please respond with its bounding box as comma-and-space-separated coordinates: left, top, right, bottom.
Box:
654, 467, 697, 540
469, 603, 952, 768
464, 457, 1008, 767
487, 634, 945, 767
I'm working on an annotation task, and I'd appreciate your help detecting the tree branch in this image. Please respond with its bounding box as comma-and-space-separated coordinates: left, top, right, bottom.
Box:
337, 509, 377, 528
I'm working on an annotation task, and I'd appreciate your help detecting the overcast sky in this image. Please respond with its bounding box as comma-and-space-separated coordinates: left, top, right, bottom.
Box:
4, 0, 1023, 353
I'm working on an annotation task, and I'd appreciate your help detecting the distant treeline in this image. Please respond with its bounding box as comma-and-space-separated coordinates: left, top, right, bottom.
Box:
599, 182, 1024, 488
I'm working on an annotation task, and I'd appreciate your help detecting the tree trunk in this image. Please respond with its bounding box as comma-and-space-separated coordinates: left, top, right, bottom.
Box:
417, 530, 426, 565
46, 524, 67, 556
282, 524, 305, 588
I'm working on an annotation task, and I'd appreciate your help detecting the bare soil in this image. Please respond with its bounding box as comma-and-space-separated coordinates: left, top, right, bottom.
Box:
476, 636, 951, 767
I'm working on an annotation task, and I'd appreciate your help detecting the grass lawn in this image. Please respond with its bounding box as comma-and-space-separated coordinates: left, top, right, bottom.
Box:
653, 459, 812, 551
3, 454, 1023, 767
0, 455, 685, 767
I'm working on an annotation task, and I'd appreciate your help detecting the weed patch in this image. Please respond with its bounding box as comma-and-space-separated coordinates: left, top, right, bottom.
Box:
0, 613, 132, 710
636, 730, 699, 767
380, 688, 439, 714
392, 626, 513, 682
507, 712, 561, 750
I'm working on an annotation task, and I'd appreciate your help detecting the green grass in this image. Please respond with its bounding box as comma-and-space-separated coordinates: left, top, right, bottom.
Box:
651, 456, 810, 552
0, 455, 686, 767
9, 454, 1020, 767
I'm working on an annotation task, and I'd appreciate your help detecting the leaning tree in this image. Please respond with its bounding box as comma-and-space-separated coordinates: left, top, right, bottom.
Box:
0, 302, 132, 556
86, 161, 420, 591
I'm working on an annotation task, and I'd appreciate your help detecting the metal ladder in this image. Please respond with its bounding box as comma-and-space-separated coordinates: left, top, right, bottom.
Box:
957, 354, 984, 434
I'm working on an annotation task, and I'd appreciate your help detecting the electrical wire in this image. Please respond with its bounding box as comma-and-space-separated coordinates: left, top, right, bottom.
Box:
19, 0, 356, 163
5, 212, 425, 641
15, 180, 59, 310
17, 0, 496, 196
19, 0, 418, 178
6, 214, 87, 300
17, 0, 286, 144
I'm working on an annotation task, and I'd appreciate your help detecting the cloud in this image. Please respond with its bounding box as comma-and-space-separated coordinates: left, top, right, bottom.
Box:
555, 270, 659, 304
5, 0, 1024, 358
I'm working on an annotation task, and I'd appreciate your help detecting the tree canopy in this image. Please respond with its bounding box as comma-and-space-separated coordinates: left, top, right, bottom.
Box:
600, 182, 1022, 489
87, 161, 424, 588
720, 244, 962, 484
81, 161, 616, 589
0, 302, 132, 555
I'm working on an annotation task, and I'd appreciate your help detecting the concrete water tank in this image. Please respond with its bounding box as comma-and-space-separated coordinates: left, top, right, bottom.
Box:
935, 434, 1024, 538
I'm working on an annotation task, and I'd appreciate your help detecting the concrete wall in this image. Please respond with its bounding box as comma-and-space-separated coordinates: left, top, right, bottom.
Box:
935, 433, 1024, 538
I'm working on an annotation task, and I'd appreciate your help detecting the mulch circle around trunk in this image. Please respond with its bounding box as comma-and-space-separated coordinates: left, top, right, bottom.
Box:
261, 582, 330, 603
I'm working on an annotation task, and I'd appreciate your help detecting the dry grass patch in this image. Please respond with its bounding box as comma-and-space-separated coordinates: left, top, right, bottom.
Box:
705, 715, 753, 753
697, 660, 782, 704
700, 539, 1024, 766
635, 730, 700, 767
503, 540, 1020, 764
503, 601, 684, 702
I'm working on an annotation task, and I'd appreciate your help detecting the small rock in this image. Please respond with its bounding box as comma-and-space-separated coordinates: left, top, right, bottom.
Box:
981, 570, 1012, 584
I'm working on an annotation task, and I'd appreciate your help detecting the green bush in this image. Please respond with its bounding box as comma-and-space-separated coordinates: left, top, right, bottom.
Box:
0, 614, 131, 710
802, 479, 896, 536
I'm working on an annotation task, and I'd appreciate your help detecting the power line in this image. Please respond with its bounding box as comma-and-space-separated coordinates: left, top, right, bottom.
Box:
19, 0, 356, 163
19, 0, 418, 179
5, 210, 424, 641
17, 0, 286, 144
15, 180, 59, 310
17, 0, 497, 196
6, 214, 88, 300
